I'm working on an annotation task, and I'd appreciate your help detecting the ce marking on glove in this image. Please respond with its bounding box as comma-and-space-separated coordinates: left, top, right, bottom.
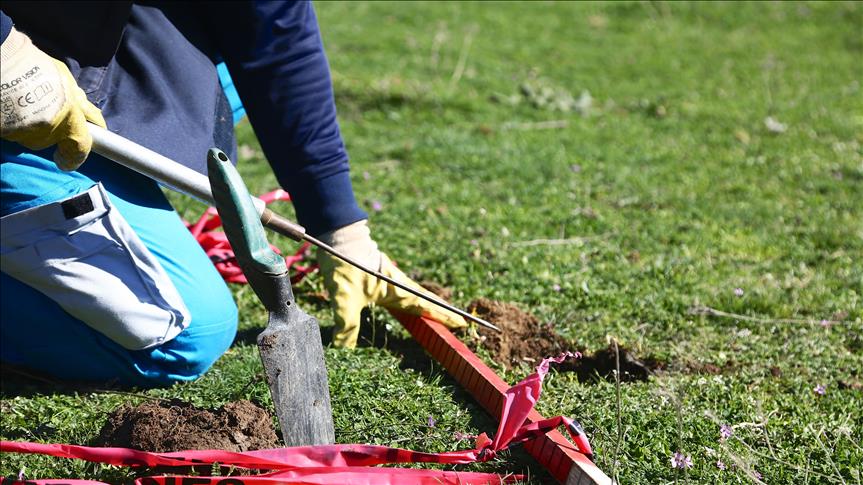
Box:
15, 81, 55, 107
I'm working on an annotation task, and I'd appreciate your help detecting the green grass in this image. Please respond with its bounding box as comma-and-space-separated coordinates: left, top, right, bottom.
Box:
3, 1, 862, 483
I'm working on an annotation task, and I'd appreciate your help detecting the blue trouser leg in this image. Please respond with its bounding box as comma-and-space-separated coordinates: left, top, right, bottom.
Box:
0, 144, 238, 387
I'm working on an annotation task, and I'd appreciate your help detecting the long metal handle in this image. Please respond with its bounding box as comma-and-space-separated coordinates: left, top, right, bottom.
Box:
88, 124, 266, 214
89, 123, 501, 332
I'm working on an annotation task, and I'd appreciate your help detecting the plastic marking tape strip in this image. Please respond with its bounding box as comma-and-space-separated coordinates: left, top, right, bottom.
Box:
393, 313, 611, 485
1, 354, 590, 484
1, 468, 514, 485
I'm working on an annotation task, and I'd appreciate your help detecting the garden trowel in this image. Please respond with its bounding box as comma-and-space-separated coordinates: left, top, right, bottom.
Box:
207, 148, 335, 446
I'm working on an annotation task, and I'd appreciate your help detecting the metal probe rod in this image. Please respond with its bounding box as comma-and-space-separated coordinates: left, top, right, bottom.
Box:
257, 208, 500, 331
88, 124, 501, 332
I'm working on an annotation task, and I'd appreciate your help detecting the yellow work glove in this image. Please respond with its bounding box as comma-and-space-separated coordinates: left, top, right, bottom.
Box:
0, 27, 106, 170
318, 219, 467, 348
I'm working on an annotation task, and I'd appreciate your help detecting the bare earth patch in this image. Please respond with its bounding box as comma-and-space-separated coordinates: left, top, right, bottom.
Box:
466, 298, 570, 368
93, 399, 279, 452
418, 284, 725, 383
464, 297, 665, 382
559, 344, 666, 382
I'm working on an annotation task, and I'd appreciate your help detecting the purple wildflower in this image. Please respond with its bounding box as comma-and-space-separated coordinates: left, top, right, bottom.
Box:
752, 470, 762, 480
813, 384, 826, 395
670, 452, 693, 469
18, 469, 25, 481
570, 164, 582, 173
362, 171, 371, 180
552, 284, 562, 292
720, 424, 733, 440
716, 460, 726, 470
427, 415, 436, 428
371, 200, 383, 212
734, 287, 744, 297
820, 319, 831, 328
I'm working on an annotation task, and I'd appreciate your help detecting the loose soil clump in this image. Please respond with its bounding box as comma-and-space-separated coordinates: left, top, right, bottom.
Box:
94, 399, 279, 452
466, 298, 569, 368
415, 285, 668, 382
558, 344, 665, 382
465, 297, 665, 382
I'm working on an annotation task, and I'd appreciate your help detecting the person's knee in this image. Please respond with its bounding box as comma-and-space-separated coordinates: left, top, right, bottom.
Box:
186, 294, 239, 365
148, 288, 239, 385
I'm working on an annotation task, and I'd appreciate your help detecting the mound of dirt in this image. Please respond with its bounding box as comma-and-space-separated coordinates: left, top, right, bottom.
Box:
463, 297, 665, 381
559, 344, 665, 382
94, 399, 279, 452
466, 298, 570, 368
418, 282, 670, 381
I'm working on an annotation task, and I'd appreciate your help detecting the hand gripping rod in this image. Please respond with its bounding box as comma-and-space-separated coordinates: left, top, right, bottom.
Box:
87, 123, 501, 333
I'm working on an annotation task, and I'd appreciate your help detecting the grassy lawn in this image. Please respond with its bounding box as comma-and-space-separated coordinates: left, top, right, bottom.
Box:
2, 1, 862, 483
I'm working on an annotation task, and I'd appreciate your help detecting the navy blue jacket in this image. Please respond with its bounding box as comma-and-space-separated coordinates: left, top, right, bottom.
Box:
0, 1, 366, 236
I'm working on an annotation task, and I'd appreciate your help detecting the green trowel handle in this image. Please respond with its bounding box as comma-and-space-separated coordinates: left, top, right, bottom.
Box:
207, 148, 296, 313
207, 149, 286, 276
